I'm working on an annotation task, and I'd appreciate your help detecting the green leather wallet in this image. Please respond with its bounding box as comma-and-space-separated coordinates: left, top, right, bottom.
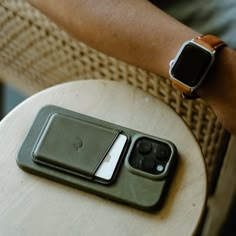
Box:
33, 113, 120, 182
17, 105, 177, 211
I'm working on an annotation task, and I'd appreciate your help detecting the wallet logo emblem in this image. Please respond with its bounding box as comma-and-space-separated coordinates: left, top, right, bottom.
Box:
73, 136, 83, 151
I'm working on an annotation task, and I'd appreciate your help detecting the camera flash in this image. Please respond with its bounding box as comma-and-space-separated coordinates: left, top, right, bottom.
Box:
156, 164, 164, 172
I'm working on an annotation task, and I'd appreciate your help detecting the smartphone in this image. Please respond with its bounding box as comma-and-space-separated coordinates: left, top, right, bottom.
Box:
17, 105, 177, 211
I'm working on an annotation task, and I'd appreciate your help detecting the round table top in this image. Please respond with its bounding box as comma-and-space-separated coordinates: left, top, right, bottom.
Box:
0, 80, 207, 236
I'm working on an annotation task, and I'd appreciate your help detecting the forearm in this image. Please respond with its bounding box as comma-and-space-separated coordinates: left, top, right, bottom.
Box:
27, 0, 198, 78
27, 0, 236, 134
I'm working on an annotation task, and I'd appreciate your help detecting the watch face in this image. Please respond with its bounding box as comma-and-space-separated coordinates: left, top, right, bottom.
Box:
171, 43, 213, 87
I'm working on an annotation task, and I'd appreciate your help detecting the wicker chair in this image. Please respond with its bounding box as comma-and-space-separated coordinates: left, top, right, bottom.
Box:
0, 1, 235, 235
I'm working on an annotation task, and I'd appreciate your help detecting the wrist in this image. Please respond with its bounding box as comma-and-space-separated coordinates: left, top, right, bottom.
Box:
198, 47, 236, 102
168, 34, 236, 134
198, 46, 236, 134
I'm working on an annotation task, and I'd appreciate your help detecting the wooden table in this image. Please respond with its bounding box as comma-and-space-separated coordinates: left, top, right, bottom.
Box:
0, 80, 207, 236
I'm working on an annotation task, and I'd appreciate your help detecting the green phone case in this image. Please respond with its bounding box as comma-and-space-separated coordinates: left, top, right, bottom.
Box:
17, 105, 177, 211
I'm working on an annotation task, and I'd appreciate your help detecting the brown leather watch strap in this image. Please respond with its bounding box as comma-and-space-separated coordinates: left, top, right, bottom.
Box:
194, 34, 226, 51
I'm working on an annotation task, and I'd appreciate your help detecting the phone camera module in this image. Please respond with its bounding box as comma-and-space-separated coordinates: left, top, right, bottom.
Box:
128, 138, 172, 176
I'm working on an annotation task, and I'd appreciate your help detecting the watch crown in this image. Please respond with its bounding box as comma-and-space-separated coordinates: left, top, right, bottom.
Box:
169, 60, 174, 67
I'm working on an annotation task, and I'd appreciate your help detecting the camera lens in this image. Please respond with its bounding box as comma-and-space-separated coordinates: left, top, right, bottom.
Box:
155, 143, 171, 161
137, 139, 152, 154
139, 158, 155, 171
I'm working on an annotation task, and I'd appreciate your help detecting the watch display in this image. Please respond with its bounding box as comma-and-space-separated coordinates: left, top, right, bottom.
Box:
171, 43, 212, 87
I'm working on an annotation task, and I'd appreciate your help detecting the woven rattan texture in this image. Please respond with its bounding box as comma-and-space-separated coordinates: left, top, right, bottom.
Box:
0, 0, 229, 192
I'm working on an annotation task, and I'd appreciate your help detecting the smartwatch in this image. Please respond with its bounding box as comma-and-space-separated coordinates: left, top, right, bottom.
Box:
169, 34, 226, 99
